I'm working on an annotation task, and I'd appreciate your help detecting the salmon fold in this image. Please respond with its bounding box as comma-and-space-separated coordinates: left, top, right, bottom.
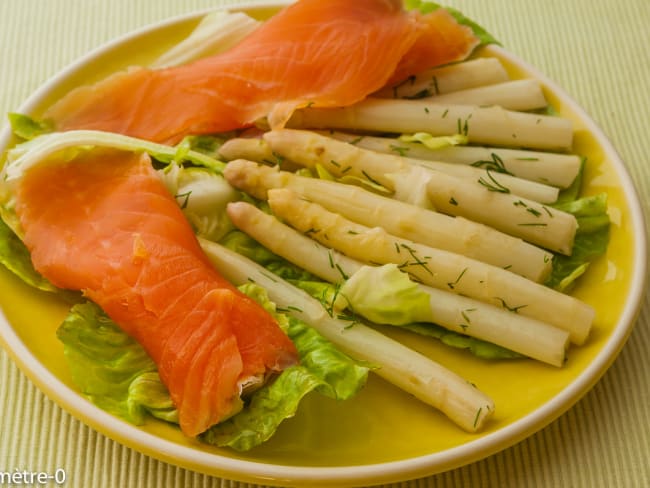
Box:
44, 0, 479, 143
13, 151, 299, 436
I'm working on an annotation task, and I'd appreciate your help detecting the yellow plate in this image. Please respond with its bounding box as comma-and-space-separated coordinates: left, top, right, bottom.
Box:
0, 3, 647, 486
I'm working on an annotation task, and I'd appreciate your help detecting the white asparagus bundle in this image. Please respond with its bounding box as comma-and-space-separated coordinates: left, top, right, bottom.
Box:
263, 129, 559, 203
223, 159, 553, 282
395, 79, 549, 112
198, 238, 495, 432
262, 130, 576, 252
374, 57, 509, 99
326, 131, 582, 189
426, 171, 578, 255
226, 201, 570, 367
286, 98, 574, 151
267, 188, 594, 345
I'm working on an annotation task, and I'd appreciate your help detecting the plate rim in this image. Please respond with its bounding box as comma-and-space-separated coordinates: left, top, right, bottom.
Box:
0, 3, 647, 486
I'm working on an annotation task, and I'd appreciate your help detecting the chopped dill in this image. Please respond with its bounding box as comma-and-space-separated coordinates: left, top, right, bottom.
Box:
398, 243, 433, 276
175, 190, 192, 209
405, 89, 432, 100
471, 153, 513, 175
494, 297, 527, 313
478, 169, 510, 193
335, 263, 349, 280
349, 136, 364, 145
447, 267, 468, 290
431, 76, 440, 95
473, 408, 482, 429
361, 170, 382, 186
277, 305, 303, 313
461, 308, 477, 324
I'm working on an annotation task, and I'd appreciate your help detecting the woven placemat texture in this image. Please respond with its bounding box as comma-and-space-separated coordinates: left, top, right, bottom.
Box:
0, 1, 648, 487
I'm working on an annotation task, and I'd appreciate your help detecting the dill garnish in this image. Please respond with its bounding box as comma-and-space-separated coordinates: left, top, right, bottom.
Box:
494, 297, 527, 313
478, 169, 510, 193
175, 190, 192, 209
361, 170, 382, 186
470, 153, 513, 175
447, 268, 468, 290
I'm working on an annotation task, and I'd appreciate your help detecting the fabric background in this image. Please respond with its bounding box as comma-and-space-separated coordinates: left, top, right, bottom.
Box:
0, 1, 648, 487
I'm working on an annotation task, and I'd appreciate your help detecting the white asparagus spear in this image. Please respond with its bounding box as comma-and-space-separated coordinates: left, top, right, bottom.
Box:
286, 98, 573, 151
263, 129, 559, 203
198, 238, 496, 432
374, 57, 509, 98
426, 171, 578, 255
394, 79, 549, 112
226, 201, 570, 367
223, 159, 553, 282
267, 188, 594, 345
219, 137, 275, 163
326, 131, 582, 189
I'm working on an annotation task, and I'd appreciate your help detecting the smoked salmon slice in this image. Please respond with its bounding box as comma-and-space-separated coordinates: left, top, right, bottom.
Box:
44, 0, 478, 144
14, 151, 299, 436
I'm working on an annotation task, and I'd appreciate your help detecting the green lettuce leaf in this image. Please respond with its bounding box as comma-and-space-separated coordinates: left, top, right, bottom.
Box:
287, 280, 345, 315
2, 130, 226, 184
200, 365, 322, 450
56, 302, 178, 424
7, 113, 53, 140
56, 285, 368, 451
339, 264, 432, 325
158, 163, 239, 242
403, 322, 523, 359
0, 218, 58, 292
404, 1, 500, 46
398, 132, 468, 150
173, 134, 229, 161
555, 157, 586, 204
546, 193, 610, 291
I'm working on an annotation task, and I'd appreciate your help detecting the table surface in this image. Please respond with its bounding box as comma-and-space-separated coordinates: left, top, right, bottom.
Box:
1, 1, 648, 487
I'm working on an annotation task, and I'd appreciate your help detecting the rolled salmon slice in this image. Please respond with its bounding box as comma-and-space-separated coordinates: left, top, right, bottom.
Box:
44, 0, 478, 144
14, 151, 299, 436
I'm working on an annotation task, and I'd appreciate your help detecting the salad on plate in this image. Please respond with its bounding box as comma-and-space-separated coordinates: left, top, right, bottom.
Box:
0, 0, 611, 453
